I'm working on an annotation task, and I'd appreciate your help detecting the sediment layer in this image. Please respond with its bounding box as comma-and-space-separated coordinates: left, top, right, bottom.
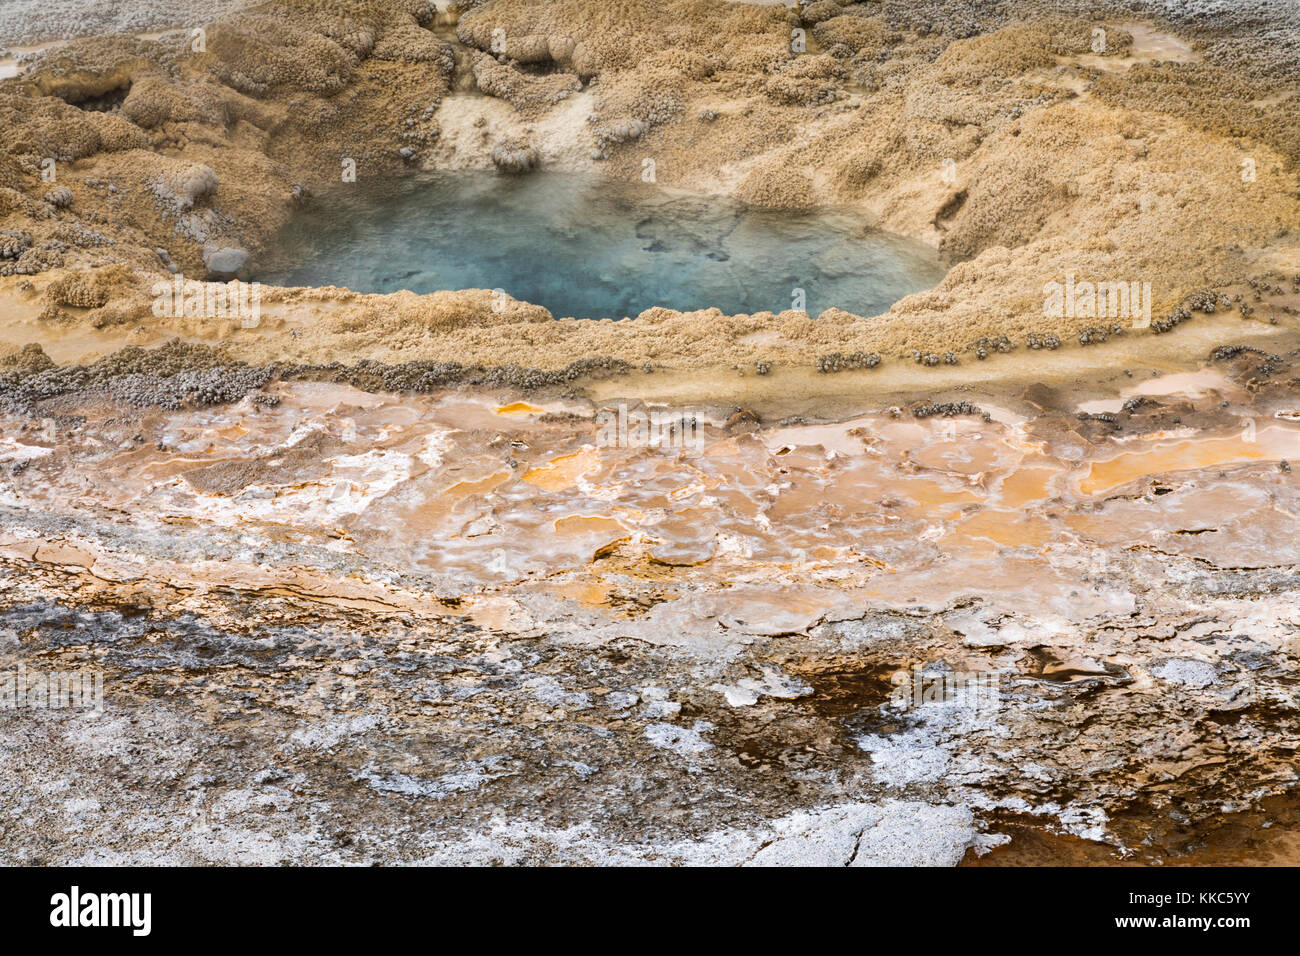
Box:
3, 338, 1299, 863
0, 0, 1296, 378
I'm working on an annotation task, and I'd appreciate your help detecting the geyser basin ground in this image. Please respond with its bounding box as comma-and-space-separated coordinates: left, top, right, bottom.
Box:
4, 347, 1300, 865
2, 0, 1300, 868
259, 171, 948, 320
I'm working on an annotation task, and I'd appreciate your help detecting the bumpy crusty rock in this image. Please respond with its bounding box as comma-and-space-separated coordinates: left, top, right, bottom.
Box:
206, 13, 361, 96
10, 246, 64, 275
393, 288, 553, 328
371, 23, 456, 68
0, 230, 32, 260
813, 15, 888, 57
146, 159, 219, 213
120, 74, 224, 129
0, 339, 274, 412
592, 119, 647, 153
735, 164, 816, 210
0, 187, 38, 219
766, 54, 845, 106
456, 0, 787, 78
0, 0, 1296, 369
42, 186, 73, 209
45, 273, 107, 308
816, 350, 881, 373
491, 138, 540, 174
800, 1, 845, 26
456, 17, 576, 66
472, 53, 580, 113
0, 95, 108, 162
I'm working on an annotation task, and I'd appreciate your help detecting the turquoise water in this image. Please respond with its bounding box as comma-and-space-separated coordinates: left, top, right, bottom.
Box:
260, 171, 946, 320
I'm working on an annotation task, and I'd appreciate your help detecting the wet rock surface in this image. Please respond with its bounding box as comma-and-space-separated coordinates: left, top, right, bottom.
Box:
1, 351, 1297, 864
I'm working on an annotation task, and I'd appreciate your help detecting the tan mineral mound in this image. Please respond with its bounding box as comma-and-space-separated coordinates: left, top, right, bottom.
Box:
0, 0, 1297, 384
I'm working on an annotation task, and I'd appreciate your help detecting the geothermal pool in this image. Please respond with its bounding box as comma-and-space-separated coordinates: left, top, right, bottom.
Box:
260, 171, 947, 320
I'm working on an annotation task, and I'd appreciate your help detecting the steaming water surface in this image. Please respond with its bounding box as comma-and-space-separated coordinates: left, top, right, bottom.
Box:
261, 171, 947, 320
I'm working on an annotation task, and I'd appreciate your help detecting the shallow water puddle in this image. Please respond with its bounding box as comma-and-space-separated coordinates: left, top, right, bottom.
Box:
258, 171, 947, 320
522, 448, 602, 490
1121, 368, 1244, 402
496, 401, 543, 415
5, 377, 1299, 614
1079, 427, 1300, 495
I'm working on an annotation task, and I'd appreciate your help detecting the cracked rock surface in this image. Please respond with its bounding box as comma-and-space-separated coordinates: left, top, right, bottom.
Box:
1, 339, 1298, 864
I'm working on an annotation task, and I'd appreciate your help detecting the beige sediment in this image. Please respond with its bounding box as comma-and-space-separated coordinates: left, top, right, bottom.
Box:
0, 0, 1296, 384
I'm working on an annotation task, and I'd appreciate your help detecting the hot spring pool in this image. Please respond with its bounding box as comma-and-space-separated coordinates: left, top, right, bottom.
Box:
259, 171, 947, 320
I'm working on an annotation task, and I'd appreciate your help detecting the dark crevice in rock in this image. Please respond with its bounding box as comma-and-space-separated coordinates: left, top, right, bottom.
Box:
57, 80, 132, 111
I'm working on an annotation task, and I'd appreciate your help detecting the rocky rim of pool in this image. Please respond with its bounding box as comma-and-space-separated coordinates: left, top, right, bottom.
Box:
0, 0, 1296, 385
